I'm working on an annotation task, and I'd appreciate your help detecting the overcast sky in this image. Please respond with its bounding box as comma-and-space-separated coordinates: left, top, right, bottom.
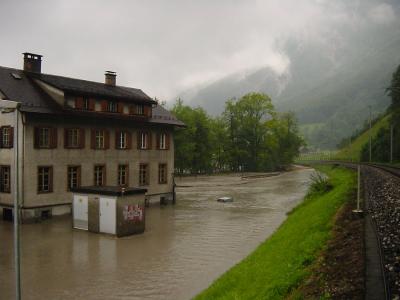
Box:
0, 0, 398, 101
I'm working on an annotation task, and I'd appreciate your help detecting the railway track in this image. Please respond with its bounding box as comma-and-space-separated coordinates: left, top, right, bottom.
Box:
365, 163, 400, 178
337, 162, 399, 299
299, 161, 400, 299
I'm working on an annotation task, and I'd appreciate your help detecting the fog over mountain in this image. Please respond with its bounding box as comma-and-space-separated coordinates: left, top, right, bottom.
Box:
1, 0, 400, 149
177, 0, 400, 149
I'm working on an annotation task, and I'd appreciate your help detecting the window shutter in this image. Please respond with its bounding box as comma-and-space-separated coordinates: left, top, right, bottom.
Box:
125, 166, 129, 187
137, 131, 141, 149
64, 129, 69, 148
77, 166, 82, 187
126, 132, 132, 149
79, 128, 85, 148
89, 99, 96, 111
148, 131, 152, 149
129, 105, 136, 115
166, 132, 170, 150
100, 100, 108, 112
115, 130, 121, 149
50, 128, 58, 148
156, 133, 160, 149
0, 167, 3, 192
90, 129, 96, 149
146, 164, 150, 185
75, 97, 84, 109
0, 127, 3, 148
117, 102, 124, 113
105, 130, 110, 149
144, 105, 149, 117
49, 167, 53, 192
103, 165, 107, 186
34, 127, 40, 148
8, 127, 13, 148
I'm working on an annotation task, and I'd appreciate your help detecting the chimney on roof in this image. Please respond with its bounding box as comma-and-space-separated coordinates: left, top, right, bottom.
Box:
23, 52, 42, 73
105, 71, 116, 86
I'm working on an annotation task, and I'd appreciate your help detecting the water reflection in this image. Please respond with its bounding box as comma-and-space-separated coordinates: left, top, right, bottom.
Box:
0, 168, 313, 300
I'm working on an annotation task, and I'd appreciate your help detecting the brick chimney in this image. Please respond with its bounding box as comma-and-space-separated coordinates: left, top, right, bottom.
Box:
23, 52, 42, 73
105, 71, 116, 86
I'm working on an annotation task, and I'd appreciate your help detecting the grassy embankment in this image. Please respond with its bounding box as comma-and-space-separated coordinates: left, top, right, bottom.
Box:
296, 114, 391, 163
334, 114, 391, 161
195, 166, 355, 300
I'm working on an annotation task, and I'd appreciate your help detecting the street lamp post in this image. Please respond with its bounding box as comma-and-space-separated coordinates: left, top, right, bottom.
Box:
1, 99, 21, 300
369, 106, 372, 163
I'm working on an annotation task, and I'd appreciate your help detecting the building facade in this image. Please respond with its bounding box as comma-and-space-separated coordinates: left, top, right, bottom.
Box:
0, 53, 184, 221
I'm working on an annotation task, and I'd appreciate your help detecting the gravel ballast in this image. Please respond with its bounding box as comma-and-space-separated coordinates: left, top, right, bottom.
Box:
363, 166, 400, 298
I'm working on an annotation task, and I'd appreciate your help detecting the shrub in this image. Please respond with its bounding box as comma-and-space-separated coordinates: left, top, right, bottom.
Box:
308, 172, 333, 195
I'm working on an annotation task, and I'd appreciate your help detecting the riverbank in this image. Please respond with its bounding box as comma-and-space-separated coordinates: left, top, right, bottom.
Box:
195, 166, 357, 299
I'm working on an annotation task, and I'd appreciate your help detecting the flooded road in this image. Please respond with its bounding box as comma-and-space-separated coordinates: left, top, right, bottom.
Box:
0, 168, 313, 300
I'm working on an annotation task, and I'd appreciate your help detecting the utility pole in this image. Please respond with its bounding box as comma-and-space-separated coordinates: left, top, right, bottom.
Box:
369, 106, 372, 163
390, 123, 394, 164
353, 164, 363, 214
0, 100, 21, 300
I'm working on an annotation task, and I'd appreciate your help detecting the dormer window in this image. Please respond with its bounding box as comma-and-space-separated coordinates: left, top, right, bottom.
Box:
108, 101, 117, 113
75, 97, 94, 111
83, 98, 90, 110
136, 104, 144, 115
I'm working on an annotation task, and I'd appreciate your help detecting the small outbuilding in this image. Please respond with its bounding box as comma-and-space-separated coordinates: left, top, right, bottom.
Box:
71, 186, 147, 237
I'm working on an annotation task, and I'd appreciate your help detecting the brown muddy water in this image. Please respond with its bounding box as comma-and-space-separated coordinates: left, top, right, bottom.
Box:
0, 168, 314, 300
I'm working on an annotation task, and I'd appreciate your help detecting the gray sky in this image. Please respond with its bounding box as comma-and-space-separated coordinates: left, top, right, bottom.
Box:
0, 0, 397, 101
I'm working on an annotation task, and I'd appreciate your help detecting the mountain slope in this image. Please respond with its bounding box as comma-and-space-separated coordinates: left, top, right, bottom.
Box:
178, 33, 400, 149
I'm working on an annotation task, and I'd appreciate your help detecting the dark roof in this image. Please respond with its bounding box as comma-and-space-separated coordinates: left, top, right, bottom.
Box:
30, 72, 156, 104
0, 66, 60, 114
71, 186, 147, 196
0, 66, 185, 127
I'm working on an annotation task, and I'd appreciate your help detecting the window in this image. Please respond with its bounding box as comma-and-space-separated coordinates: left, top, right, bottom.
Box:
34, 127, 57, 149
118, 164, 128, 186
75, 97, 94, 111
67, 166, 81, 191
65, 128, 83, 148
91, 129, 109, 150
141, 132, 147, 149
83, 98, 90, 110
158, 163, 167, 184
96, 131, 104, 148
160, 133, 166, 150
94, 165, 105, 186
39, 128, 49, 147
117, 131, 127, 149
139, 164, 149, 186
138, 131, 151, 150
38, 166, 53, 193
108, 101, 117, 113
0, 166, 11, 193
136, 104, 144, 115
0, 126, 13, 148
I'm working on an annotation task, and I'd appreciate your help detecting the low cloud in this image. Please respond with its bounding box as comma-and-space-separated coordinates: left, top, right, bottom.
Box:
0, 0, 398, 101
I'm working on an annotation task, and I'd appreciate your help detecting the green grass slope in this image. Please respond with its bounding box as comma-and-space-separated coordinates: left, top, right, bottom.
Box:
194, 166, 355, 300
335, 114, 391, 161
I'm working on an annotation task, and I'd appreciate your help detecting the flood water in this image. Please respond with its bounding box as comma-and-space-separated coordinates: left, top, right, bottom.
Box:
0, 168, 314, 300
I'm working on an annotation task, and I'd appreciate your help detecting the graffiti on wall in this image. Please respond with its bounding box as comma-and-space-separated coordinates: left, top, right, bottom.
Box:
123, 204, 144, 222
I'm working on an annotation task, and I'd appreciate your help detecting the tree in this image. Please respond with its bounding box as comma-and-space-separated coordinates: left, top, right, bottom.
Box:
171, 99, 213, 174
224, 93, 276, 171
387, 64, 400, 113
171, 93, 304, 173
